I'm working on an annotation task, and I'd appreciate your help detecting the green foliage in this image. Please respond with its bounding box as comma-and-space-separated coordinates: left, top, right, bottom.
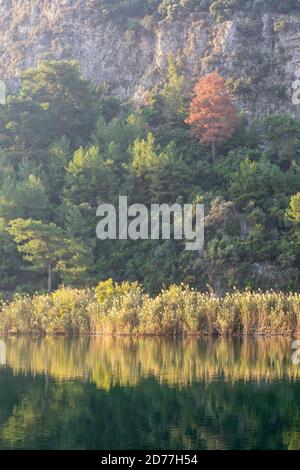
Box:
0, 218, 21, 292
7, 219, 92, 291
65, 146, 119, 206
0, 59, 299, 295
286, 193, 300, 226
92, 113, 146, 163
8, 219, 66, 268
3, 62, 98, 159
8, 219, 68, 291
261, 114, 300, 170
3, 175, 50, 221
161, 55, 186, 120
130, 133, 191, 204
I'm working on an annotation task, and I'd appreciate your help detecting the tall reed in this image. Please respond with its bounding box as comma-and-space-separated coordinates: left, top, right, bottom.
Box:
0, 281, 299, 336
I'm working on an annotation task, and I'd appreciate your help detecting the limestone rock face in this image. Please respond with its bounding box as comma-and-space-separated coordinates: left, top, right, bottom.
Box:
1, 0, 300, 116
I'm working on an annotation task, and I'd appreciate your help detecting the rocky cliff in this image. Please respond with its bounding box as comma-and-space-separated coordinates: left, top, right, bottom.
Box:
1, 0, 300, 116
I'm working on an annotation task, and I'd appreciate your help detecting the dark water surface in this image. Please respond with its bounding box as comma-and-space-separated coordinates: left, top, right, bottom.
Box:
0, 336, 299, 450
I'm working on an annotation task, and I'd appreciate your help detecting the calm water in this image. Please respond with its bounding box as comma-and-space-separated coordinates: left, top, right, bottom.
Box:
0, 336, 299, 450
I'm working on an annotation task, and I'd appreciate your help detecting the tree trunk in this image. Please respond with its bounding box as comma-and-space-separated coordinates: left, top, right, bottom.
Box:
47, 261, 52, 293
211, 136, 216, 163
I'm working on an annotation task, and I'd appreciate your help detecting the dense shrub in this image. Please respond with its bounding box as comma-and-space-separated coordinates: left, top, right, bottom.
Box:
91, 279, 145, 334
0, 288, 93, 335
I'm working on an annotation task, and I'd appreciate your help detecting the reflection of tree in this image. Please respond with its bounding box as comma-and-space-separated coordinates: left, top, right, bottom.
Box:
3, 337, 300, 388
0, 337, 299, 450
0, 368, 300, 450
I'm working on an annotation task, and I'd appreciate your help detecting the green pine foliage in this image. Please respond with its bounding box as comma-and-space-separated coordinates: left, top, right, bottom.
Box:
0, 59, 299, 296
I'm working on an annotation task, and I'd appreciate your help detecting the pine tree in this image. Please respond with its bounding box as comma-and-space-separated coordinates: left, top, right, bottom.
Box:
186, 72, 238, 162
8, 219, 67, 292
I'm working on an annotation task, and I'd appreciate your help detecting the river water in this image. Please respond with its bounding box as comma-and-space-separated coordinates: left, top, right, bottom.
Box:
0, 336, 299, 450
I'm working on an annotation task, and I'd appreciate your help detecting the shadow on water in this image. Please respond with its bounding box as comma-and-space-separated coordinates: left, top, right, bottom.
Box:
0, 336, 300, 450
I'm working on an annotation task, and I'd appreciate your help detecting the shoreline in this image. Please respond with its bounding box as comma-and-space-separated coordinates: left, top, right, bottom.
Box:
1, 332, 300, 338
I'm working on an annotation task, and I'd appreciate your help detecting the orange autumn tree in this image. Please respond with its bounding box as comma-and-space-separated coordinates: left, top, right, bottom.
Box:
186, 72, 238, 162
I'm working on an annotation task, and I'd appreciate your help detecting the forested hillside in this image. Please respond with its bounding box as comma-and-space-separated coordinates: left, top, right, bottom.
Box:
0, 60, 299, 296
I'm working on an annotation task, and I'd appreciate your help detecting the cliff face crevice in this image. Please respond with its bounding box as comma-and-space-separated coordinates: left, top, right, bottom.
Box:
1, 0, 300, 116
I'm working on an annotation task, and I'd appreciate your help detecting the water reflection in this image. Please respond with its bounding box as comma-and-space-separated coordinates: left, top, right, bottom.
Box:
0, 337, 299, 450
2, 336, 299, 388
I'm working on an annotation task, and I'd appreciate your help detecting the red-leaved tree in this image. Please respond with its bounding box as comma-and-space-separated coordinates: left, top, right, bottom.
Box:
186, 72, 238, 162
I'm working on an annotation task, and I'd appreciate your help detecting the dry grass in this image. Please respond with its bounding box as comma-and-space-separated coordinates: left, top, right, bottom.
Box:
0, 281, 299, 336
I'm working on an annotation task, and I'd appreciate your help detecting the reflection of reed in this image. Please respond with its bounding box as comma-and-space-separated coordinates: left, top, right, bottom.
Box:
3, 337, 300, 390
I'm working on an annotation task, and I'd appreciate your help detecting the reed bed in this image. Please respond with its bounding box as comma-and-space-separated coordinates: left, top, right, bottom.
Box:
0, 281, 299, 336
